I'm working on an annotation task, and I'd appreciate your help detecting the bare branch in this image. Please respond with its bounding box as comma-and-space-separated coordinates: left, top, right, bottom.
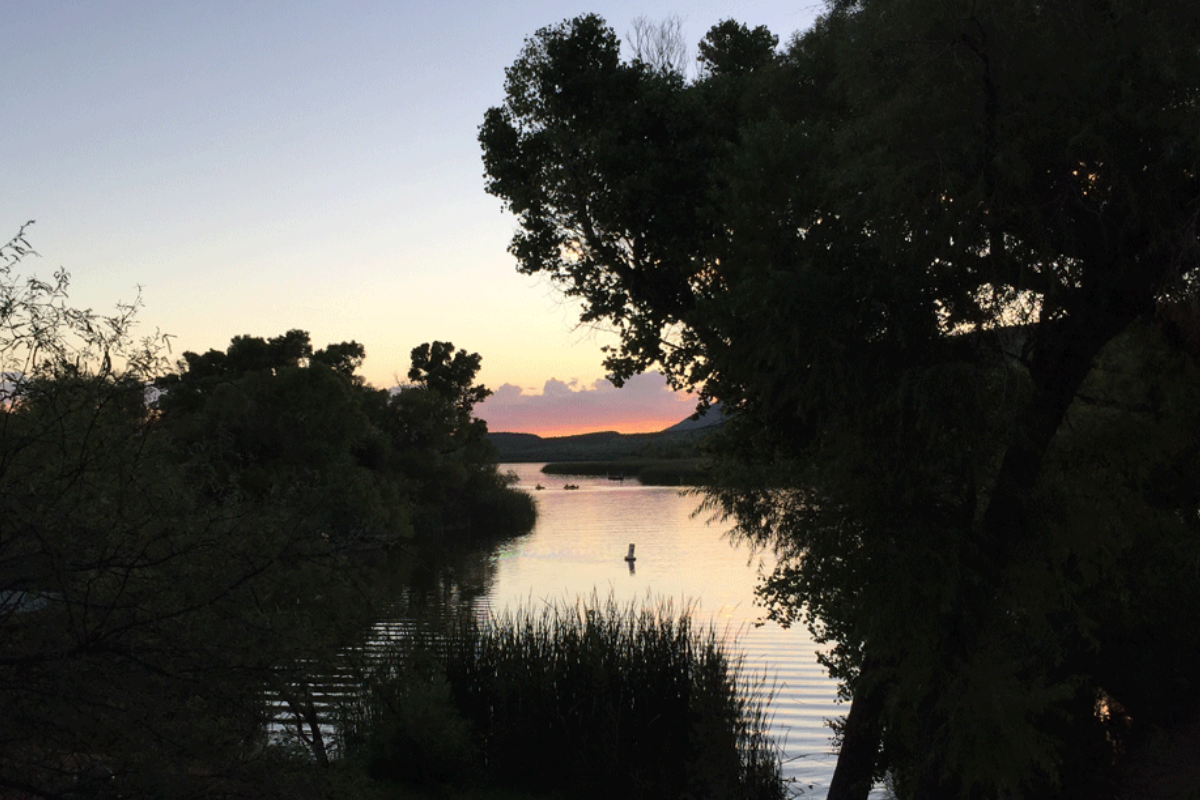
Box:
630, 15, 689, 77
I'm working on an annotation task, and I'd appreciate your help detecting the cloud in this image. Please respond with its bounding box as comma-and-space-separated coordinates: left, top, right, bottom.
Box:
476, 371, 698, 437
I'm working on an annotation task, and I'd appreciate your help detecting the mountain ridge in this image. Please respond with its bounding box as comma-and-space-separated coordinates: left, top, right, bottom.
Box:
488, 403, 724, 463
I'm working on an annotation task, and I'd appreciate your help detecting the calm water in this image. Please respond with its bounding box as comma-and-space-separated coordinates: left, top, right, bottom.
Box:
478, 464, 847, 798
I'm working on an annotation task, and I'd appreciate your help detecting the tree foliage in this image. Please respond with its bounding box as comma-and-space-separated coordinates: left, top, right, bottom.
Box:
1, 229, 346, 797
155, 332, 528, 543
155, 329, 410, 544
482, 5, 1200, 797
1, 227, 533, 797
697, 19, 777, 77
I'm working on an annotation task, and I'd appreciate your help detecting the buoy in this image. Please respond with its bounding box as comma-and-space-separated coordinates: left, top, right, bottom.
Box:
625, 543, 636, 562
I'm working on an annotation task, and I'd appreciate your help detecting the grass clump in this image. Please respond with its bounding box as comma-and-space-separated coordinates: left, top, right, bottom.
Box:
340, 595, 788, 800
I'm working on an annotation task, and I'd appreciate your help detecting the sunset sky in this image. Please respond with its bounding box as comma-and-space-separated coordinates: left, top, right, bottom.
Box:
4, 1, 820, 435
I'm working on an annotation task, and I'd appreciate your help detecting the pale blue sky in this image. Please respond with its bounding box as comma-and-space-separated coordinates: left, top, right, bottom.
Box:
4, 1, 820, 433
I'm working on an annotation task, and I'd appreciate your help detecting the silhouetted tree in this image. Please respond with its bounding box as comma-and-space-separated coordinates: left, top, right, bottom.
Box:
481, 5, 1200, 796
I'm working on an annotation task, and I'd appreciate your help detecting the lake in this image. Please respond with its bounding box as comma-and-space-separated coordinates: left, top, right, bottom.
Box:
477, 463, 848, 798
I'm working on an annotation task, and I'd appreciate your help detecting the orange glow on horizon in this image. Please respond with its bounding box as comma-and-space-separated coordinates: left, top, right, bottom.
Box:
473, 371, 700, 440
487, 414, 685, 438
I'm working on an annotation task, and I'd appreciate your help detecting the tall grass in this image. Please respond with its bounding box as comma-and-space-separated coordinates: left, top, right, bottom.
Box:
339, 595, 789, 799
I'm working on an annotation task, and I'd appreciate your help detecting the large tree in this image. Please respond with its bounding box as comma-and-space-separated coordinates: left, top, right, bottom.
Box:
482, 6, 1200, 797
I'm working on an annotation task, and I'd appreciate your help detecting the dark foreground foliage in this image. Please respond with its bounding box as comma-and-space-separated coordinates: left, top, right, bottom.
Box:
0, 224, 536, 798
340, 596, 789, 800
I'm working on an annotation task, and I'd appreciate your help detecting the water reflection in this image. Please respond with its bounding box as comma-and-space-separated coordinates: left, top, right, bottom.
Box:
483, 464, 846, 799
328, 464, 852, 797
402, 543, 499, 613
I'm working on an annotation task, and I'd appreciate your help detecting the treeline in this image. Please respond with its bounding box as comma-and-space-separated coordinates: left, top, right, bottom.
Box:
155, 333, 535, 545
0, 225, 534, 798
489, 427, 712, 462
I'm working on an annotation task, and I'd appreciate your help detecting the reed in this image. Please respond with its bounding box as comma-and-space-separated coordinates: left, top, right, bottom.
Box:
340, 595, 788, 799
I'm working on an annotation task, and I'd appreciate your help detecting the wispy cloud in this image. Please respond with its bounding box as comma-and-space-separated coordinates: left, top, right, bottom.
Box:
476, 371, 697, 436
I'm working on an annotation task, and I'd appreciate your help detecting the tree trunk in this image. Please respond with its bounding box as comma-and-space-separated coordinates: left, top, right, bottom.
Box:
827, 657, 887, 800
826, 272, 1157, 798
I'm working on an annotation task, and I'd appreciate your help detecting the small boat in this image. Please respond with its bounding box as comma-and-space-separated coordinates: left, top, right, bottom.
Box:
563, 484, 580, 490
535, 484, 545, 490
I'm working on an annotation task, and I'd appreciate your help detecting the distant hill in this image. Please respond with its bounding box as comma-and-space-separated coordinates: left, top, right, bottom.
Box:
488, 405, 724, 463
661, 402, 724, 433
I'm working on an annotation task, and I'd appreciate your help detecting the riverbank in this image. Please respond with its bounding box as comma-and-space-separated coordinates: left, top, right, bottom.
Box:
487, 406, 723, 465
540, 458, 708, 486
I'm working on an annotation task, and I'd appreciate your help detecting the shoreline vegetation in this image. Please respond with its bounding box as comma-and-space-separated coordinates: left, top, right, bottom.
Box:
339, 595, 789, 800
489, 410, 723, 486
540, 458, 708, 486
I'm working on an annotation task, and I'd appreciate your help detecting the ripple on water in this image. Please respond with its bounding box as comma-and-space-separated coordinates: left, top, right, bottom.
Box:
486, 464, 850, 798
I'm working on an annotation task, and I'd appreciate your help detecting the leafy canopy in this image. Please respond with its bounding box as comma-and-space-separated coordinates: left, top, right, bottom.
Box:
482, 4, 1200, 796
